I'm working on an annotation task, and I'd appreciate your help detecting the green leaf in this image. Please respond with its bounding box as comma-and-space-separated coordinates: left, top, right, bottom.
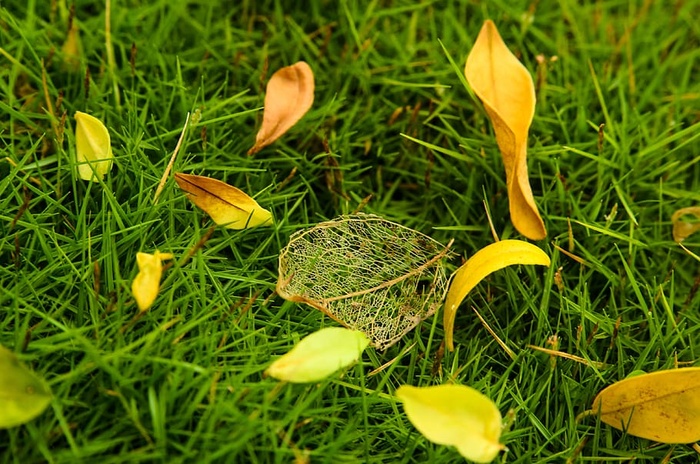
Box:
265, 327, 369, 383
0, 345, 52, 428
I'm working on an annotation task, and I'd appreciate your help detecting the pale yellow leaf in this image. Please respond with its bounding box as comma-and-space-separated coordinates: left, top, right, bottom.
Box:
396, 384, 504, 463
248, 61, 315, 155
265, 327, 369, 383
0, 345, 52, 428
61, 20, 82, 72
75, 111, 113, 182
131, 250, 173, 312
592, 367, 700, 443
443, 240, 550, 351
671, 206, 700, 242
465, 20, 546, 240
175, 173, 273, 229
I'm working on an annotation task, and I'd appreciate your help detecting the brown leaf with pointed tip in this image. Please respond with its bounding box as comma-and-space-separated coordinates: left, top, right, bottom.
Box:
465, 20, 546, 240
174, 173, 273, 229
671, 206, 700, 242
248, 61, 315, 155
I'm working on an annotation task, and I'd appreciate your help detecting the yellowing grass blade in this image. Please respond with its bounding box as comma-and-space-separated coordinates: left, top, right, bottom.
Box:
592, 367, 700, 443
396, 384, 503, 463
265, 327, 369, 383
75, 111, 113, 182
174, 173, 273, 229
443, 240, 550, 351
0, 345, 52, 428
465, 20, 546, 240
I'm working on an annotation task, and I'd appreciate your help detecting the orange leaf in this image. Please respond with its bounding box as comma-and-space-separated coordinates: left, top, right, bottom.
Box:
248, 61, 315, 155
671, 206, 700, 242
174, 173, 272, 229
465, 20, 546, 240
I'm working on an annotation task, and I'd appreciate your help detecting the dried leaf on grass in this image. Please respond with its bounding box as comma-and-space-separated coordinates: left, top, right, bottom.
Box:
75, 111, 113, 182
175, 173, 273, 229
443, 240, 550, 351
465, 20, 546, 240
671, 207, 700, 242
277, 214, 452, 350
0, 345, 52, 428
396, 384, 504, 463
265, 327, 369, 383
131, 250, 173, 312
590, 367, 700, 443
248, 61, 315, 155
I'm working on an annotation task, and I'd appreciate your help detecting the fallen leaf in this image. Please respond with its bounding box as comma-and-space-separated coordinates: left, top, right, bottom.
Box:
591, 367, 700, 443
0, 345, 52, 428
465, 20, 546, 240
671, 206, 700, 242
396, 384, 504, 463
61, 20, 82, 72
265, 327, 369, 383
75, 111, 113, 182
248, 61, 315, 155
443, 240, 550, 351
131, 250, 173, 312
175, 173, 273, 229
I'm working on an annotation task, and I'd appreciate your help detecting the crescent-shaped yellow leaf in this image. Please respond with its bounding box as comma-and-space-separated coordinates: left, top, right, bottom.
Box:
465, 20, 546, 240
396, 384, 504, 463
75, 111, 113, 182
671, 206, 700, 242
443, 240, 550, 351
592, 367, 700, 443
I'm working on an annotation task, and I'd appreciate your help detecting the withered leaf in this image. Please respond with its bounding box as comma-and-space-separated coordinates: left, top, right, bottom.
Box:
248, 61, 315, 155
175, 173, 273, 229
465, 20, 546, 240
671, 206, 700, 242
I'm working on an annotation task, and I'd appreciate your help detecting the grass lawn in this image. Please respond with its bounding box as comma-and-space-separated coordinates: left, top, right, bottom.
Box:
2, 0, 700, 462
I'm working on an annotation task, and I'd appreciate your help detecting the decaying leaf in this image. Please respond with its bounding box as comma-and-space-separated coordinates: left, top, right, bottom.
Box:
443, 240, 550, 351
277, 214, 452, 350
61, 20, 82, 72
75, 111, 113, 182
175, 173, 273, 229
396, 384, 504, 463
0, 345, 52, 428
248, 61, 315, 155
131, 250, 174, 312
591, 367, 700, 443
671, 207, 700, 242
265, 327, 370, 383
465, 20, 546, 240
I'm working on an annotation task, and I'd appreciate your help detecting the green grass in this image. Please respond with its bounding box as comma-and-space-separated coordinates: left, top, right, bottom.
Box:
1, 0, 700, 462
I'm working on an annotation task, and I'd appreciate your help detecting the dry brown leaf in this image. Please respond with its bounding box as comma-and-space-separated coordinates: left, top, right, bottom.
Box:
465, 20, 546, 240
174, 173, 272, 229
248, 61, 315, 155
671, 206, 700, 242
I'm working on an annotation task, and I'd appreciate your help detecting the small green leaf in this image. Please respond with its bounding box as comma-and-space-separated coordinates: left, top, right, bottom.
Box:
396, 384, 504, 463
265, 327, 369, 383
0, 345, 52, 428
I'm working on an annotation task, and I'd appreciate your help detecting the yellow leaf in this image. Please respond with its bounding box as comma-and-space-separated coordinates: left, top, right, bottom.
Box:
592, 367, 700, 443
465, 20, 546, 240
671, 206, 700, 242
265, 327, 369, 383
0, 345, 52, 428
175, 173, 273, 229
61, 20, 82, 72
443, 240, 550, 351
75, 111, 113, 182
248, 61, 315, 155
396, 384, 504, 463
131, 250, 173, 312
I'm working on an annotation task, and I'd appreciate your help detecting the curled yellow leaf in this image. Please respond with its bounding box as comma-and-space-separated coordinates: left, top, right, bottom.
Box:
248, 61, 315, 155
591, 368, 700, 443
443, 240, 550, 351
465, 20, 546, 240
0, 345, 52, 428
174, 173, 273, 229
131, 250, 173, 312
265, 327, 369, 383
75, 111, 113, 182
671, 206, 700, 242
396, 384, 503, 463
